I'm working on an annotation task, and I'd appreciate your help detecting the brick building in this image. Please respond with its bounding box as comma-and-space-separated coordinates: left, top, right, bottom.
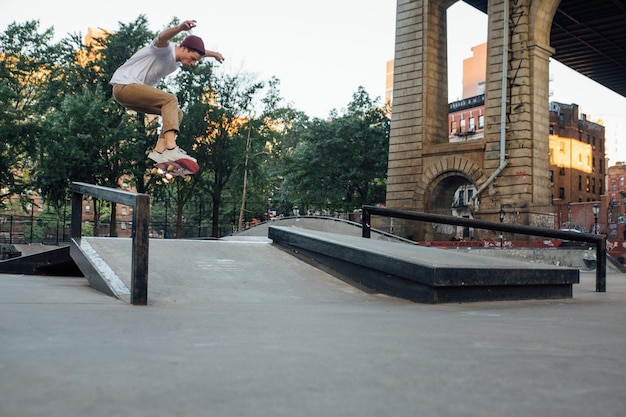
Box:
606, 163, 626, 239
548, 101, 605, 204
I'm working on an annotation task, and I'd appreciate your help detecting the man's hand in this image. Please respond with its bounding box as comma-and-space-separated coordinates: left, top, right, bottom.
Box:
179, 20, 197, 31
207, 51, 225, 63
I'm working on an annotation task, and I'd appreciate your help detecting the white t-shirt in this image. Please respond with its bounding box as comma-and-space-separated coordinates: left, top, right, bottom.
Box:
110, 40, 180, 87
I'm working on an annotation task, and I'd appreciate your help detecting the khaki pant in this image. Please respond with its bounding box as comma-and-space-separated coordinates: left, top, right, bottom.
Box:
112, 84, 183, 134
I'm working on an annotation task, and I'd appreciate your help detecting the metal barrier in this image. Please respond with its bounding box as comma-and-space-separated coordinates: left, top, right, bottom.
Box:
361, 205, 607, 292
71, 182, 151, 305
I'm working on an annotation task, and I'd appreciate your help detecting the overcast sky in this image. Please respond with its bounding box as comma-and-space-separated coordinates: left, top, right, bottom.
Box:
3, 0, 625, 162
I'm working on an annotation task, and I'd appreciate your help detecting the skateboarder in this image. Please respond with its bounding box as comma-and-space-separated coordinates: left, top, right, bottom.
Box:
110, 19, 224, 167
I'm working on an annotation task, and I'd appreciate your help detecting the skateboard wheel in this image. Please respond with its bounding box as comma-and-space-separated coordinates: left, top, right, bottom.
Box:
165, 173, 173, 180
151, 168, 158, 175
184, 175, 191, 182
167, 165, 175, 172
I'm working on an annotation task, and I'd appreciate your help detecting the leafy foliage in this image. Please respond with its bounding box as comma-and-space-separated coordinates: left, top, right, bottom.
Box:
1, 17, 391, 237
0, 21, 57, 205
282, 87, 389, 213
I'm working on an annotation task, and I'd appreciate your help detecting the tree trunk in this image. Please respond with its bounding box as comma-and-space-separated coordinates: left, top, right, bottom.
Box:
211, 196, 221, 238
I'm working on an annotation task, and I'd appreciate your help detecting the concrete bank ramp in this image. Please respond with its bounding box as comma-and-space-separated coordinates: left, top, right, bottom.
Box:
78, 236, 369, 305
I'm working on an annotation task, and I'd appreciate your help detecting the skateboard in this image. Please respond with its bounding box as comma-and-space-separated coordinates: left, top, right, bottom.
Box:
151, 158, 199, 183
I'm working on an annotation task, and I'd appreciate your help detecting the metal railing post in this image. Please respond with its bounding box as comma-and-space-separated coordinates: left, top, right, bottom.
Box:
131, 194, 150, 305
596, 239, 606, 292
362, 208, 371, 238
71, 190, 83, 239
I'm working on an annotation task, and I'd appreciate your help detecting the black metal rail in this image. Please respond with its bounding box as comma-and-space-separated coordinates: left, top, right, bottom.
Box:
71, 182, 151, 305
361, 205, 607, 292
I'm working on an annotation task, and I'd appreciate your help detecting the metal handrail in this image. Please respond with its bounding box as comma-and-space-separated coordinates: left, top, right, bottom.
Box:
71, 182, 151, 305
361, 205, 606, 292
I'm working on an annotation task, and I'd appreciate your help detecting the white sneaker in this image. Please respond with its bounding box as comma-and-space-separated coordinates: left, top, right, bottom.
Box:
148, 150, 168, 164
162, 146, 197, 163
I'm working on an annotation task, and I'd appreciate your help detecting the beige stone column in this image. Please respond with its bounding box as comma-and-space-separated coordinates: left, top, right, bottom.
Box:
481, 0, 559, 227
386, 0, 455, 212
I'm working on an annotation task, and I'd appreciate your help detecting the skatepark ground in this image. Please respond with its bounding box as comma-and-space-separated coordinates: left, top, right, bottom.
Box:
1, 236, 625, 417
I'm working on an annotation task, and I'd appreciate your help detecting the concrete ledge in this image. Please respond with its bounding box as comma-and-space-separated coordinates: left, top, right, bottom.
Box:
268, 226, 580, 303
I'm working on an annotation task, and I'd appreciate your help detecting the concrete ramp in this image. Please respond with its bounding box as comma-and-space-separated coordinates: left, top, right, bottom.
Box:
0, 245, 82, 276
268, 226, 580, 303
74, 236, 369, 305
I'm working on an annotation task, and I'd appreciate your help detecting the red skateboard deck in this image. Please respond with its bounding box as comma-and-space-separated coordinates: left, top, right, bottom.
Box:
154, 158, 199, 178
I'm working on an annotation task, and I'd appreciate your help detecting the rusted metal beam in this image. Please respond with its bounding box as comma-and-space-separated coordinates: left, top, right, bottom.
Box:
71, 182, 151, 305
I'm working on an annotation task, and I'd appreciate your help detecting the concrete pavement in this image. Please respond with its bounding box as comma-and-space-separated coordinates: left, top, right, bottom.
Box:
1, 237, 625, 417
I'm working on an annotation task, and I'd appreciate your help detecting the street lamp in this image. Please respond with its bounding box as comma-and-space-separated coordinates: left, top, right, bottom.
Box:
592, 204, 600, 233
498, 207, 505, 247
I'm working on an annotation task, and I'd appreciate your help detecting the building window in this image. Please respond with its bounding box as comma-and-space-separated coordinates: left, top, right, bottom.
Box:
579, 176, 582, 191
559, 167, 565, 176
478, 115, 484, 129
559, 188, 565, 199
451, 120, 457, 134
469, 117, 475, 131
460, 119, 466, 133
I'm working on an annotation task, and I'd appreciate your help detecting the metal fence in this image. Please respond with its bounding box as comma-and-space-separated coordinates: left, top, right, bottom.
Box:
0, 214, 71, 245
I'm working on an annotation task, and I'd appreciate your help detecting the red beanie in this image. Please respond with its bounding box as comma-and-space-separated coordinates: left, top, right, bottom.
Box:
180, 35, 205, 56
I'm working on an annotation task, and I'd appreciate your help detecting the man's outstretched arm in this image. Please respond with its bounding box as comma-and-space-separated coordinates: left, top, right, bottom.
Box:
155, 20, 197, 47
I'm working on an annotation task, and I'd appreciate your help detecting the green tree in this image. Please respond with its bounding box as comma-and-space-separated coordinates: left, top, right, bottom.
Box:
281, 87, 390, 213
37, 85, 131, 207
0, 21, 58, 206
183, 69, 265, 237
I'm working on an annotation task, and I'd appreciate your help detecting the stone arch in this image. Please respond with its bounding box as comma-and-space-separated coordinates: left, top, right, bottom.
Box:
529, 0, 561, 47
413, 156, 486, 211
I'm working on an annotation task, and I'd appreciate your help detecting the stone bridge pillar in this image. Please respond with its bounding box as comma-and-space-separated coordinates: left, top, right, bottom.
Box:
386, 0, 560, 240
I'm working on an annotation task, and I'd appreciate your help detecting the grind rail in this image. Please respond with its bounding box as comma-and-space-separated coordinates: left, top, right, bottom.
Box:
71, 182, 150, 305
361, 205, 607, 292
